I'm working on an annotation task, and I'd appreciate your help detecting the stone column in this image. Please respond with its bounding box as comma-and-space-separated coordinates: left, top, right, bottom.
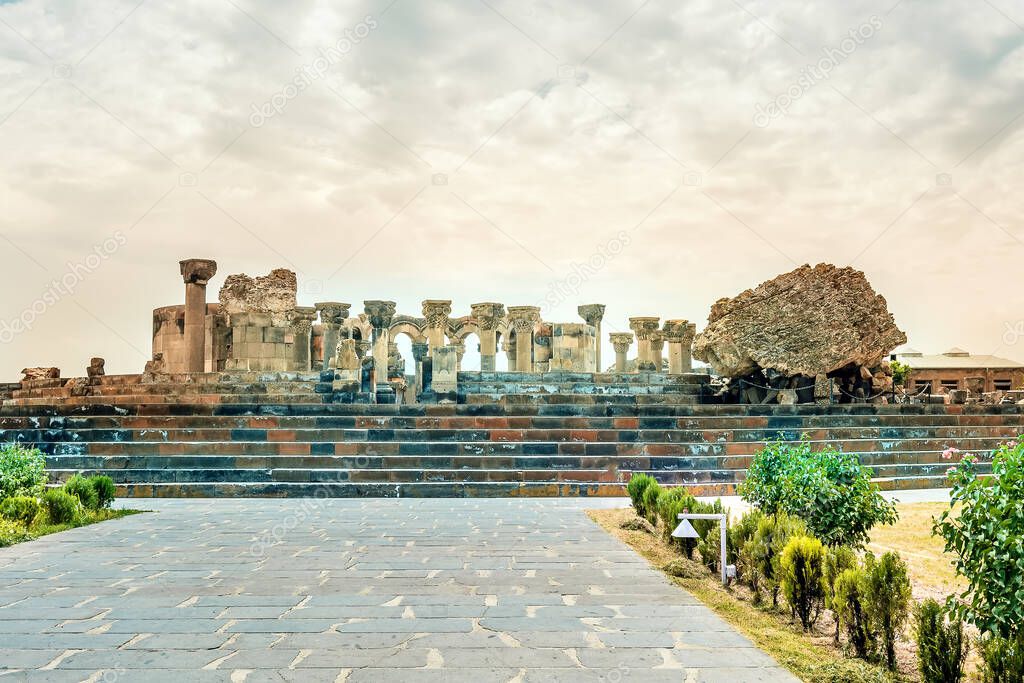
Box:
179, 259, 217, 373
411, 341, 429, 397
288, 306, 317, 371
315, 302, 350, 371
578, 304, 606, 373
650, 331, 664, 373
453, 343, 466, 372
364, 300, 396, 395
504, 337, 517, 372
610, 332, 634, 373
422, 300, 452, 359
663, 320, 696, 374
628, 317, 660, 372
471, 302, 505, 372
507, 306, 541, 373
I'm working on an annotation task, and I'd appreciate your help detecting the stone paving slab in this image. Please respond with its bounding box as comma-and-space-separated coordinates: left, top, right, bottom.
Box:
0, 499, 798, 682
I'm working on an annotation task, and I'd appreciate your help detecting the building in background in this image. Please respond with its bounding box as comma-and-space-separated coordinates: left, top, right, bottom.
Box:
893, 347, 1024, 394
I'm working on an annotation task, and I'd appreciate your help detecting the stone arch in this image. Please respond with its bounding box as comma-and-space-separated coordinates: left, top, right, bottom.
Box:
390, 320, 426, 343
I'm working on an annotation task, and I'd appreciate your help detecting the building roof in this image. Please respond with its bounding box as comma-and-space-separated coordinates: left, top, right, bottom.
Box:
895, 348, 1024, 370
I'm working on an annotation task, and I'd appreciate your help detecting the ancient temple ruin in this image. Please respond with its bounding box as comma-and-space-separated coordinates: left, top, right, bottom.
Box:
146, 259, 701, 405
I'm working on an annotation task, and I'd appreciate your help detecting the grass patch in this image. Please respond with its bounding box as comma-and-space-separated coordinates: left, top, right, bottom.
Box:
867, 502, 961, 602
0, 508, 145, 548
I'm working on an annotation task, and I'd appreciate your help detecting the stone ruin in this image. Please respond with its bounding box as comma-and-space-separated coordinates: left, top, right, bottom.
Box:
8, 258, 917, 408
693, 263, 907, 404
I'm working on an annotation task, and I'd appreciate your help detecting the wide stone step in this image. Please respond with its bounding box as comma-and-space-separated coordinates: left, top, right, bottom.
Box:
8, 423, 1020, 444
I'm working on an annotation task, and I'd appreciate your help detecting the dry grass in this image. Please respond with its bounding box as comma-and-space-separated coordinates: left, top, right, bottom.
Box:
867, 502, 963, 602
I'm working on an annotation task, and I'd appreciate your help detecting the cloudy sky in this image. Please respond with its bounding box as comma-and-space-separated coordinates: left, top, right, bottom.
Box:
1, 0, 1023, 378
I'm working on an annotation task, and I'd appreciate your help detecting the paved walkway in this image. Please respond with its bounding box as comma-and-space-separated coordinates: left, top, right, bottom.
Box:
1, 500, 797, 682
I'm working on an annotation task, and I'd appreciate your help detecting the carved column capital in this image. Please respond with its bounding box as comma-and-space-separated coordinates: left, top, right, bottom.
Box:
628, 317, 660, 340
662, 319, 688, 342
180, 259, 218, 286
411, 342, 430, 362
315, 302, 351, 327
578, 304, 606, 327
364, 300, 397, 331
421, 299, 453, 330
471, 302, 505, 330
288, 306, 318, 334
507, 306, 541, 333
610, 332, 634, 354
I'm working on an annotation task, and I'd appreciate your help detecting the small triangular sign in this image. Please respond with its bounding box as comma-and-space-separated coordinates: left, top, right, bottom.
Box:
671, 519, 700, 539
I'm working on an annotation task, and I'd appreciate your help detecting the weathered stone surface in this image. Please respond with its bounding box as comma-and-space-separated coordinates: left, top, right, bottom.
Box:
693, 264, 907, 378
86, 357, 105, 381
218, 269, 297, 325
20, 367, 59, 381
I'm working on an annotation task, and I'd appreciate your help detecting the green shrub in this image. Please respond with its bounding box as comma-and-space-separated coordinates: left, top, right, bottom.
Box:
863, 551, 911, 670
0, 444, 47, 500
656, 487, 697, 552
89, 475, 116, 509
42, 489, 80, 525
980, 634, 1024, 683
741, 512, 806, 606
63, 475, 98, 510
641, 482, 663, 525
936, 436, 1024, 638
730, 508, 765, 577
626, 473, 657, 518
915, 598, 967, 683
738, 439, 897, 548
824, 545, 858, 644
0, 496, 41, 526
834, 566, 875, 659
0, 518, 31, 547
780, 535, 826, 630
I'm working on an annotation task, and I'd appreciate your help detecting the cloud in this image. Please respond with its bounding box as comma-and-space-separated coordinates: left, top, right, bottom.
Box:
1, 0, 1023, 377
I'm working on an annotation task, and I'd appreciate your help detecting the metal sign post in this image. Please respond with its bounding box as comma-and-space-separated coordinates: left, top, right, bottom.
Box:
673, 513, 729, 586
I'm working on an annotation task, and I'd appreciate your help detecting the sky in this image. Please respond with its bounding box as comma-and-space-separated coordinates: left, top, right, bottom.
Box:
1, 0, 1023, 378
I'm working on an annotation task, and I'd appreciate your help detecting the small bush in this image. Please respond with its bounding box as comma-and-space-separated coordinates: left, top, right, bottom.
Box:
824, 545, 858, 644
730, 508, 765, 576
619, 516, 654, 533
980, 634, 1024, 683
691, 499, 726, 572
780, 535, 826, 630
0, 444, 47, 500
739, 439, 897, 548
63, 475, 99, 511
641, 482, 663, 525
626, 473, 657, 517
834, 566, 875, 659
42, 489, 80, 525
662, 557, 708, 579
863, 551, 912, 670
0, 518, 31, 547
88, 475, 116, 509
0, 496, 41, 526
742, 512, 806, 606
915, 598, 967, 683
937, 436, 1024, 637
656, 487, 697, 552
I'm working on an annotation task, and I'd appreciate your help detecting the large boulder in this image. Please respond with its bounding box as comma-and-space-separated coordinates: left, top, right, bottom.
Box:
693, 264, 906, 379
218, 268, 297, 325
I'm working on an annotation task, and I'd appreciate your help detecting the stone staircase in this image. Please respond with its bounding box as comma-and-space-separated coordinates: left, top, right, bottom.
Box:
0, 389, 1015, 497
